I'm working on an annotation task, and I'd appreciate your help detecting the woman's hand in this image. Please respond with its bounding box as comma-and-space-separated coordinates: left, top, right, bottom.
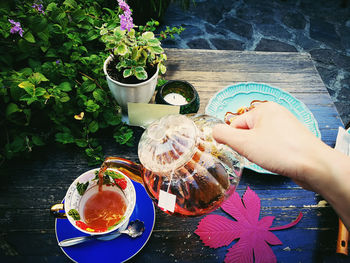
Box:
213, 102, 329, 190
212, 101, 350, 230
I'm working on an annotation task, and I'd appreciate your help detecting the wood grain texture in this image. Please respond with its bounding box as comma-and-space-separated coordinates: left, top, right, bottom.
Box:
0, 49, 347, 262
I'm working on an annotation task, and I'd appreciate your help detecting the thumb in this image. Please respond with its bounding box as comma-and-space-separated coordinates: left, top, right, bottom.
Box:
212, 124, 254, 156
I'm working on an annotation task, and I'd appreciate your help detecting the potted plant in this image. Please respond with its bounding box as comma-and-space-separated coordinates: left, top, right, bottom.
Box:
100, 0, 182, 112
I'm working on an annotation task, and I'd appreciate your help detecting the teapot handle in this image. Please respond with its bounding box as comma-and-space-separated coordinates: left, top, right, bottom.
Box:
101, 157, 144, 184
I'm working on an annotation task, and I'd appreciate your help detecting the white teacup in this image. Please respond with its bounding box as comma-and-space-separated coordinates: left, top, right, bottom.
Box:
51, 168, 136, 235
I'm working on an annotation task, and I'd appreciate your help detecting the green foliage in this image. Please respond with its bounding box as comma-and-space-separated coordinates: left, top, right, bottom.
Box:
159, 25, 185, 41
104, 169, 123, 179
76, 181, 89, 196
0, 0, 136, 165
100, 7, 184, 81
68, 209, 81, 220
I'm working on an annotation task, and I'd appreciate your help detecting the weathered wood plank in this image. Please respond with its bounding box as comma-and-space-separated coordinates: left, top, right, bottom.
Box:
0, 205, 335, 231
164, 49, 316, 72
165, 71, 326, 89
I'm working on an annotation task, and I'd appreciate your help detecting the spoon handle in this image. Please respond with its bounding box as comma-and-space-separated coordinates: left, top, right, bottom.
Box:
59, 235, 94, 247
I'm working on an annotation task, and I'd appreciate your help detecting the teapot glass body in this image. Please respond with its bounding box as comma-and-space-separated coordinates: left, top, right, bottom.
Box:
99, 114, 244, 216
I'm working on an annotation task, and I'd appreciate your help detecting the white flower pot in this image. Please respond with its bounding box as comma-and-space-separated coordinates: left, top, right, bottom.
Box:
103, 56, 159, 112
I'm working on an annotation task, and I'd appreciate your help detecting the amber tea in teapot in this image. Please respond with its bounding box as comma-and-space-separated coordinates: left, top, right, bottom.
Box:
98, 114, 244, 216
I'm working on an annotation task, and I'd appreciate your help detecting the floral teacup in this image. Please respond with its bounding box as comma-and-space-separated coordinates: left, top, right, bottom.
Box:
51, 168, 136, 235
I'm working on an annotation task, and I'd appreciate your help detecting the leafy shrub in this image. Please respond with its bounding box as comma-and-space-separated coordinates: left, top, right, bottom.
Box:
0, 0, 179, 165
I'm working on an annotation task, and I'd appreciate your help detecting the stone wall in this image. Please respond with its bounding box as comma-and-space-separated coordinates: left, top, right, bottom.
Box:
161, 0, 350, 126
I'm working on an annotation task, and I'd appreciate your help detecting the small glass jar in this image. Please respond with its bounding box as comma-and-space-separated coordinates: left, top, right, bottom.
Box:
155, 80, 200, 114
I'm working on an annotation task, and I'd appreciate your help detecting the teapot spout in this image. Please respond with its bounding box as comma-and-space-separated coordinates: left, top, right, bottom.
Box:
99, 157, 144, 184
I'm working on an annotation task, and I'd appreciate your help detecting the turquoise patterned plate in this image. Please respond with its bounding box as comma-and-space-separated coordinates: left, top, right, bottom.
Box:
205, 82, 321, 174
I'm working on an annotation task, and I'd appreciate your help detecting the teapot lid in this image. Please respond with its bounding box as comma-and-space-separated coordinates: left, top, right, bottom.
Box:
138, 115, 197, 173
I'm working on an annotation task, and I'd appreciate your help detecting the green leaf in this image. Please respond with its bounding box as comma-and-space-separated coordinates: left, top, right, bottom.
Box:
116, 44, 128, 56
17, 39, 31, 55
85, 99, 100, 112
19, 68, 33, 75
20, 95, 37, 105
6, 103, 21, 117
58, 82, 72, 92
55, 132, 74, 144
88, 121, 99, 133
31, 72, 49, 83
6, 136, 26, 155
103, 109, 121, 126
63, 0, 78, 9
150, 46, 164, 54
113, 126, 133, 145
113, 27, 126, 37
46, 2, 57, 11
37, 31, 50, 42
45, 49, 57, 58
72, 9, 86, 23
81, 83, 96, 93
59, 94, 70, 102
127, 29, 135, 38
123, 68, 132, 78
68, 209, 80, 220
157, 78, 168, 87
18, 81, 35, 90
30, 16, 48, 32
100, 28, 108, 35
105, 170, 124, 179
56, 11, 66, 21
92, 89, 105, 102
24, 87, 35, 96
35, 88, 46, 97
159, 63, 166, 74
131, 48, 141, 61
75, 139, 88, 148
135, 68, 148, 80
76, 181, 89, 196
23, 32, 35, 43
142, 31, 155, 40
85, 145, 103, 165
32, 135, 45, 146
147, 38, 160, 46
135, 67, 145, 73
79, 46, 88, 53
86, 31, 99, 41
40, 46, 49, 52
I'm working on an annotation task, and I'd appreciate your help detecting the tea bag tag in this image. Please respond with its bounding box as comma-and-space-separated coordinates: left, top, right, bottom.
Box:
158, 190, 176, 213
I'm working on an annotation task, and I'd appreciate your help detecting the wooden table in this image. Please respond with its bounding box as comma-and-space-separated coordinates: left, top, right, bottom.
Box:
0, 48, 348, 263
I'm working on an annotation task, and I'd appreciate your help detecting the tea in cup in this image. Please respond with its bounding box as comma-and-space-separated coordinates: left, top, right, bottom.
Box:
51, 168, 136, 235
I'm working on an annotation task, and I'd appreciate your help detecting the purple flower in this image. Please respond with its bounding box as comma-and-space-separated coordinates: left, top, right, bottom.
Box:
32, 3, 45, 15
55, 59, 60, 65
119, 13, 134, 31
118, 0, 133, 31
118, 0, 130, 12
8, 19, 24, 37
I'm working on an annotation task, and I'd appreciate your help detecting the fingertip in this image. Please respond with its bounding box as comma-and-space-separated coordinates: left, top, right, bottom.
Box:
212, 122, 253, 155
212, 124, 230, 143
229, 113, 252, 129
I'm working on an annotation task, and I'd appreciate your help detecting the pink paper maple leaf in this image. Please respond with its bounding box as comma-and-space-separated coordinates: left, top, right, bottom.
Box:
195, 187, 302, 263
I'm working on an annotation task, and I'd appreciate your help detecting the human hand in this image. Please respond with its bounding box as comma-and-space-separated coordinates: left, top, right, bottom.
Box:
213, 101, 350, 230
213, 101, 331, 191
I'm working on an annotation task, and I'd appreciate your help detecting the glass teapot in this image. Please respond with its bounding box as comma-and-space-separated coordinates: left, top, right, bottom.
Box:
99, 114, 244, 216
